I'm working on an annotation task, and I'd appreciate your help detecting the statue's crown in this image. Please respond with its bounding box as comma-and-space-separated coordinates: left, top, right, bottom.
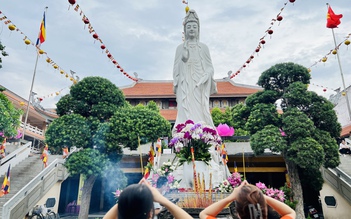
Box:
183, 9, 199, 26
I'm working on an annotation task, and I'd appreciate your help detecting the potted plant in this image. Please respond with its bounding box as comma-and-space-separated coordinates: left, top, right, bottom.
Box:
169, 120, 222, 166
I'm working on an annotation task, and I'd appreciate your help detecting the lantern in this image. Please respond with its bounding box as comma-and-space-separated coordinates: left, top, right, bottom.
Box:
185, 6, 190, 13
60, 70, 64, 74
250, 55, 254, 59
93, 33, 99, 39
332, 49, 337, 55
38, 97, 43, 102
68, 0, 76, 5
112, 60, 117, 64
117, 65, 121, 68
120, 68, 123, 72
8, 24, 15, 31
56, 92, 60, 96
53, 65, 58, 69
101, 44, 106, 50
321, 57, 327, 62
255, 47, 260, 53
345, 40, 350, 46
307, 68, 311, 73
107, 53, 112, 58
246, 60, 250, 64
277, 16, 283, 21
70, 77, 74, 81
268, 29, 273, 35
342, 92, 346, 96
83, 18, 89, 24
323, 88, 327, 92
39, 49, 44, 54
289, 0, 295, 3
46, 58, 51, 63
243, 64, 246, 68
65, 74, 69, 78
260, 39, 266, 44
20, 101, 25, 106
24, 39, 31, 45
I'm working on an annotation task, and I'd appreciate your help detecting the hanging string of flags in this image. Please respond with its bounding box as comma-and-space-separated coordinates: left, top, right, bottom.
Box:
0, 11, 80, 85
229, 0, 296, 79
67, 0, 138, 82
37, 86, 70, 101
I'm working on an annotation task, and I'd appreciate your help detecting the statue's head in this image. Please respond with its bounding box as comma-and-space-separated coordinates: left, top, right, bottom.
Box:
183, 9, 200, 40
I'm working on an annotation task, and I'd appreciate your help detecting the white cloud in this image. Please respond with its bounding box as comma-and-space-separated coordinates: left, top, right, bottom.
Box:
0, 0, 350, 108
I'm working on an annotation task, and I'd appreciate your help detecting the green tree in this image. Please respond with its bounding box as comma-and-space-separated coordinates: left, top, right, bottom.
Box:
102, 104, 171, 151
211, 107, 226, 126
241, 62, 341, 218
0, 41, 9, 69
0, 87, 22, 141
45, 77, 126, 219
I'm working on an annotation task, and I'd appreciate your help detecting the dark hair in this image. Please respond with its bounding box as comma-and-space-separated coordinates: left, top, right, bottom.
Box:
156, 176, 168, 188
235, 185, 268, 219
118, 184, 154, 219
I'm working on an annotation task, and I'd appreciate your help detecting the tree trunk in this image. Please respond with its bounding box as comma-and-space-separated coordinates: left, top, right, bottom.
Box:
78, 175, 97, 219
285, 159, 305, 219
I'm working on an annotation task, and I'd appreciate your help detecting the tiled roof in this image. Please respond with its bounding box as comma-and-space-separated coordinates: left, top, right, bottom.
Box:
121, 80, 262, 98
160, 109, 177, 121
341, 124, 351, 137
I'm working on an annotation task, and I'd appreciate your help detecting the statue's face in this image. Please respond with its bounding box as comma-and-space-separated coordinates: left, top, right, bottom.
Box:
185, 21, 198, 39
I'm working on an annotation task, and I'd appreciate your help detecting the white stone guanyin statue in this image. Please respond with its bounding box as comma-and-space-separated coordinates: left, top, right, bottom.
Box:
171, 10, 229, 189
173, 9, 217, 129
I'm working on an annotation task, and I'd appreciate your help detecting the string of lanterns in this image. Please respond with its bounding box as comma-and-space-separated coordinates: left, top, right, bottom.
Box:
67, 0, 138, 82
0, 11, 79, 85
37, 86, 70, 101
308, 33, 351, 71
307, 33, 350, 93
229, 0, 296, 79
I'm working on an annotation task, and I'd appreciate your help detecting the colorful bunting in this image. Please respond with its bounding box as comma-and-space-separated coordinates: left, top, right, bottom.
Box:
67, 2, 138, 82
229, 0, 295, 79
0, 10, 79, 86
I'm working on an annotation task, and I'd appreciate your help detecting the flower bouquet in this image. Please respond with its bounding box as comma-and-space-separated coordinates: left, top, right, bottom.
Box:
169, 120, 222, 166
152, 160, 182, 191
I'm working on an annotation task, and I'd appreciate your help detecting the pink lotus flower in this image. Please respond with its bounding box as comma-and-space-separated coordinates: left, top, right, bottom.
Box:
216, 124, 235, 137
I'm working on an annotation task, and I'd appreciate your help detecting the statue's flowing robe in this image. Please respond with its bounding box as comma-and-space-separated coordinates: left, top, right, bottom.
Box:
173, 42, 217, 128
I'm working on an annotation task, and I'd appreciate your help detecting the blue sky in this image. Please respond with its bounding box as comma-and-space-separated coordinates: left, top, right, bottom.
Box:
1, 0, 350, 108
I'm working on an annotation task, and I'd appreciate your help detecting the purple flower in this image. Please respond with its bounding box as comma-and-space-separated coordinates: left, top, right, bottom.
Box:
256, 182, 267, 190
185, 120, 194, 125
169, 137, 179, 146
175, 123, 186, 132
184, 132, 192, 139
167, 175, 174, 183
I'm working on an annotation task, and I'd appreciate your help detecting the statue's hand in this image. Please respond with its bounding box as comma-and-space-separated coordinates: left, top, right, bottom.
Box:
181, 41, 189, 62
181, 49, 189, 62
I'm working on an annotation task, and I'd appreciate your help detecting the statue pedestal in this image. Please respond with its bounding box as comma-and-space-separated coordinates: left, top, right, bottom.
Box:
183, 161, 209, 189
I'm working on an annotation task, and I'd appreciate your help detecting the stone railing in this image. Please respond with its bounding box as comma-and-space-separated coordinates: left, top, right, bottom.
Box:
0, 142, 32, 177
20, 122, 44, 136
321, 167, 351, 205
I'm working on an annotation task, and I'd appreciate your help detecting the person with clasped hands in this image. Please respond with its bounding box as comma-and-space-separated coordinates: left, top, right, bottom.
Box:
173, 9, 217, 129
103, 178, 193, 219
199, 180, 296, 219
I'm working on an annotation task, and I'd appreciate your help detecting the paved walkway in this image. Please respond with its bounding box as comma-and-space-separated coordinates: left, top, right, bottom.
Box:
338, 154, 351, 176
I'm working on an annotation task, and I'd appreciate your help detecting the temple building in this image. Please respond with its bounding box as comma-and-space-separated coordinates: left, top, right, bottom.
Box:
120, 79, 263, 124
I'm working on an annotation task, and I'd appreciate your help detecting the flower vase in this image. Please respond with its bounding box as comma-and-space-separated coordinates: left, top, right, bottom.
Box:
182, 161, 210, 190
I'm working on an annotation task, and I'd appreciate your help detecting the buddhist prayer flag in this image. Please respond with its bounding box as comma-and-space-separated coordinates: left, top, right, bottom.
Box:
36, 11, 46, 46
0, 165, 11, 197
234, 161, 238, 173
144, 167, 150, 179
326, 6, 342, 28
148, 145, 155, 165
